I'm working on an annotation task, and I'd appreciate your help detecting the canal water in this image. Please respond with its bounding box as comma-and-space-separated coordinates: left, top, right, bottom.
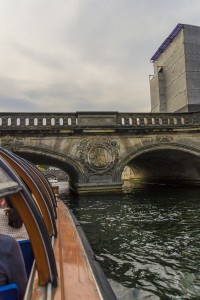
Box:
59, 182, 200, 300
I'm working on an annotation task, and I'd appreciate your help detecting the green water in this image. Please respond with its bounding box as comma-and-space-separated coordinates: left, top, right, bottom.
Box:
65, 185, 200, 300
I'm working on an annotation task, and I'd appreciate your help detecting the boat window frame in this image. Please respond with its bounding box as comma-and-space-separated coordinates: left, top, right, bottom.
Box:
19, 157, 57, 216
0, 155, 58, 286
0, 148, 57, 237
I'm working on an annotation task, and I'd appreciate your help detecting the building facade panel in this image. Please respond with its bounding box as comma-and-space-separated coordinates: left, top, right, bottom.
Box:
167, 90, 187, 112
150, 24, 200, 112
150, 69, 165, 112
184, 24, 200, 44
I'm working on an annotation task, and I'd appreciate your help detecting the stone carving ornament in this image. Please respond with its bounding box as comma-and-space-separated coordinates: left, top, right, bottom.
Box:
76, 138, 120, 174
1, 136, 24, 151
155, 135, 173, 143
1, 136, 14, 149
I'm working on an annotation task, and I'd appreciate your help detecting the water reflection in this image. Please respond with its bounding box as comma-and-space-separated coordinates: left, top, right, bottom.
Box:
65, 185, 200, 300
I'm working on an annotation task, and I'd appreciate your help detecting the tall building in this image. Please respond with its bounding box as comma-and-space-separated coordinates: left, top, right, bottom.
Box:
150, 23, 200, 112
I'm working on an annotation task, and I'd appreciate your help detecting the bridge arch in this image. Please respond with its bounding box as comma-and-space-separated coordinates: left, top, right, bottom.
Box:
14, 146, 87, 186
114, 143, 200, 186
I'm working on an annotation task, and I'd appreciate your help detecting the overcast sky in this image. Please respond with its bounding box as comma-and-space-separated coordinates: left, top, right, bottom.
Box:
0, 0, 200, 112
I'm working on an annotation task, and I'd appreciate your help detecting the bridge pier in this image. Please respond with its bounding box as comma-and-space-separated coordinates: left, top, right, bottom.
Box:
73, 182, 123, 194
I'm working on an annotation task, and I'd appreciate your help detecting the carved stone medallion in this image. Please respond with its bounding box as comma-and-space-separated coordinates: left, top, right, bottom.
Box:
0, 136, 24, 151
76, 138, 119, 173
0, 136, 15, 150
155, 135, 173, 143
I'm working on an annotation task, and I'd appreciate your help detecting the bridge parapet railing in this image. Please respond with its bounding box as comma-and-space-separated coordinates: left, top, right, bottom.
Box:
0, 113, 78, 129
117, 112, 200, 127
0, 112, 199, 130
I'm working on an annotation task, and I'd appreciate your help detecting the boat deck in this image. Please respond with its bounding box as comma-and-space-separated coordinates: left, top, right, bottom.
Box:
29, 199, 103, 300
54, 200, 102, 300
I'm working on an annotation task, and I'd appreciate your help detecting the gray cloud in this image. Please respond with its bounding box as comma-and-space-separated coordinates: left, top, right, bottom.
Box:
13, 43, 64, 71
0, 96, 37, 112
0, 0, 200, 112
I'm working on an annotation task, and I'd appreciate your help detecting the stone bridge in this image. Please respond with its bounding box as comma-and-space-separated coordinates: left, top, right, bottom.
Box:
0, 111, 200, 194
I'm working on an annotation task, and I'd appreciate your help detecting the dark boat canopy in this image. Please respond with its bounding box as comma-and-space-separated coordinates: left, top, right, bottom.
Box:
0, 148, 58, 286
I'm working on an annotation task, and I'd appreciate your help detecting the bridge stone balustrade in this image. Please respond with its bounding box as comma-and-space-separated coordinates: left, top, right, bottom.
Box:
0, 111, 199, 130
0, 111, 200, 194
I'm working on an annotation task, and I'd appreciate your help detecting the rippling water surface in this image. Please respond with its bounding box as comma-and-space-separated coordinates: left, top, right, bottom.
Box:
63, 184, 200, 300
